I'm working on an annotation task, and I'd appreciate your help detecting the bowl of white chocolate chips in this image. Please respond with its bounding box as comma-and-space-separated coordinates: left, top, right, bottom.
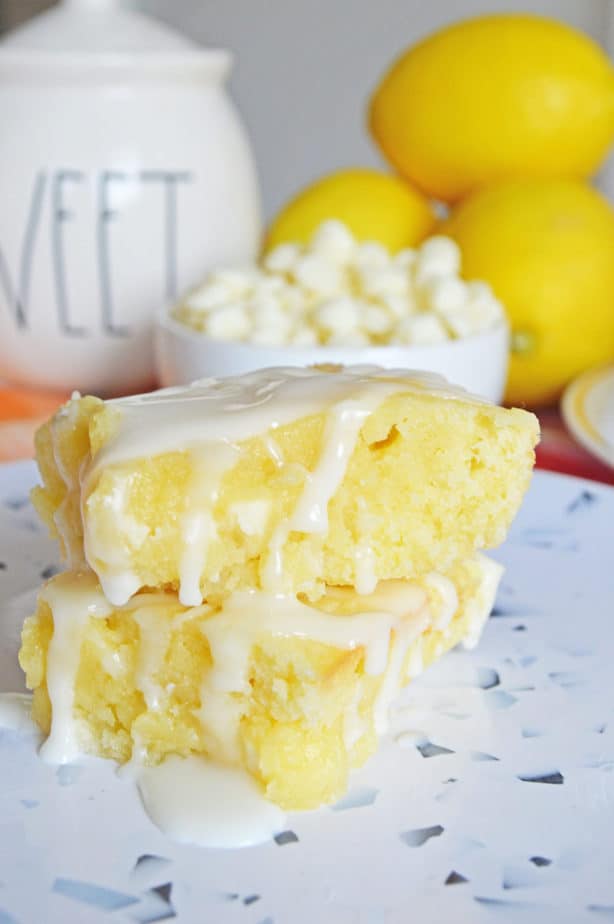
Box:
156, 221, 509, 401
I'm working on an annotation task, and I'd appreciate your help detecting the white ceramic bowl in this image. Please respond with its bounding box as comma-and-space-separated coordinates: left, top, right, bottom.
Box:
155, 311, 510, 403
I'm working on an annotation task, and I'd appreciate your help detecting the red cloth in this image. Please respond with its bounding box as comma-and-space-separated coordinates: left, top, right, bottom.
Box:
534, 407, 614, 486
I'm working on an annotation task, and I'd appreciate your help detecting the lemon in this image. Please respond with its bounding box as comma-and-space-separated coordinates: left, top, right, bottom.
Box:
369, 15, 614, 203
441, 179, 614, 406
265, 168, 436, 253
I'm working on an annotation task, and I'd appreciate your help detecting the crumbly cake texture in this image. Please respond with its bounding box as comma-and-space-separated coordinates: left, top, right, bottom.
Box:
20, 556, 500, 811
31, 369, 539, 604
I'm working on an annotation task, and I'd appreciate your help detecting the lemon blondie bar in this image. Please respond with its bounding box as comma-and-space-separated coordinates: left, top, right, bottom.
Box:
21, 366, 538, 819
20, 554, 502, 810
32, 366, 538, 606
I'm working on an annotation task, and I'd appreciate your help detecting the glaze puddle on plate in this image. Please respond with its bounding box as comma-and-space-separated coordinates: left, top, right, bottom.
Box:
135, 755, 286, 849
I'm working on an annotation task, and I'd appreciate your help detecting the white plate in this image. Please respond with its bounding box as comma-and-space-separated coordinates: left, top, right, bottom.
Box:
1, 461, 613, 924
562, 364, 614, 469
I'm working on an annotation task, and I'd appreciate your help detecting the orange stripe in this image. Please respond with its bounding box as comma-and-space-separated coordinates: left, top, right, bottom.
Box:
0, 387, 68, 422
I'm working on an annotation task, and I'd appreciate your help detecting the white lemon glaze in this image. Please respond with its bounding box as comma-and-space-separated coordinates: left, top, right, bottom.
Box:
39, 574, 112, 764
80, 366, 483, 607
34, 574, 427, 768
20, 554, 502, 847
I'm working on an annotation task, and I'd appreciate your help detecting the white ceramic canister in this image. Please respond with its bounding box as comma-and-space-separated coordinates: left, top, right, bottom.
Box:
0, 0, 261, 394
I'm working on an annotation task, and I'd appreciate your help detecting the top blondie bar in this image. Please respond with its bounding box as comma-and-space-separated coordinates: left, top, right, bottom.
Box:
32, 365, 539, 606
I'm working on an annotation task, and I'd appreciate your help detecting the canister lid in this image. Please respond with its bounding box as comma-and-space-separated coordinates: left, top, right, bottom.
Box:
0, 0, 230, 83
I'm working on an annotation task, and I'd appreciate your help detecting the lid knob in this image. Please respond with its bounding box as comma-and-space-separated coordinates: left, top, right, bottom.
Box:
0, 0, 228, 77
61, 0, 121, 8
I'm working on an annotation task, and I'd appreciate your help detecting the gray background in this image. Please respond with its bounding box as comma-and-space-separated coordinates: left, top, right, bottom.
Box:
1, 0, 611, 217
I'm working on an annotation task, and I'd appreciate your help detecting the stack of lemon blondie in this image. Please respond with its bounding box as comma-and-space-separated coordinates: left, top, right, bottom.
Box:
20, 366, 538, 810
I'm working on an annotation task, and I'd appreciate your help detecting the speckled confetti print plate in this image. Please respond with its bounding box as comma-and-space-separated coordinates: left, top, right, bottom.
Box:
1, 461, 613, 924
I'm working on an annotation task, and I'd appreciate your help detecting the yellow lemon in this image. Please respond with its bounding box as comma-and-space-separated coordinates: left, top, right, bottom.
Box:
441, 179, 614, 407
369, 15, 614, 203
265, 168, 436, 253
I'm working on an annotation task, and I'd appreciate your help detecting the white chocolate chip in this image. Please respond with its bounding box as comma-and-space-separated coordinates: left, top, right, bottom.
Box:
263, 243, 301, 274
208, 267, 258, 297
186, 280, 236, 312
290, 327, 320, 346
315, 296, 361, 337
354, 241, 390, 268
328, 329, 370, 347
277, 285, 307, 316
440, 313, 476, 339
293, 254, 344, 297
204, 303, 251, 340
251, 296, 293, 336
398, 313, 449, 345
415, 236, 461, 285
357, 265, 409, 299
250, 325, 290, 346
360, 302, 394, 336
424, 276, 468, 315
381, 292, 417, 320
310, 220, 356, 264
251, 275, 287, 299
394, 248, 418, 268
